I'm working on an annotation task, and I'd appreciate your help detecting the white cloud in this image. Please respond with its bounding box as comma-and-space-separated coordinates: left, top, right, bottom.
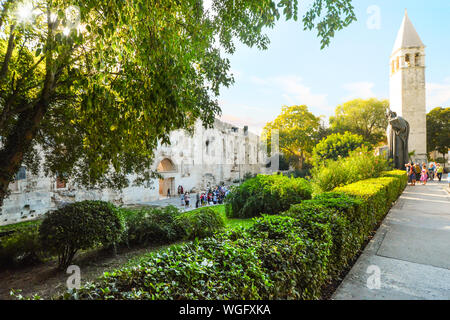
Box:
249, 75, 330, 112
341, 81, 376, 101
427, 78, 450, 109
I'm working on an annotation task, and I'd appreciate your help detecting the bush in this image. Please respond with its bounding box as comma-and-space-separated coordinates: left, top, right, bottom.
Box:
0, 224, 44, 268
312, 132, 369, 166
39, 201, 124, 269
283, 201, 358, 277
282, 163, 312, 179
120, 205, 183, 246
335, 170, 407, 232
60, 238, 272, 300
176, 207, 226, 239
247, 215, 331, 299
58, 170, 407, 300
60, 216, 331, 300
225, 174, 312, 218
311, 146, 389, 192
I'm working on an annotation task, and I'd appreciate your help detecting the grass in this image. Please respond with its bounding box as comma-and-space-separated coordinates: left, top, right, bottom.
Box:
187, 204, 255, 230
0, 219, 41, 233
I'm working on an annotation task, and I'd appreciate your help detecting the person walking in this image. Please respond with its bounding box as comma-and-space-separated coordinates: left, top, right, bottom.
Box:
428, 162, 435, 181
180, 193, 185, 206
420, 164, 428, 185
436, 164, 444, 182
167, 188, 171, 198
196, 193, 200, 208
414, 163, 421, 182
408, 162, 416, 186
184, 192, 190, 208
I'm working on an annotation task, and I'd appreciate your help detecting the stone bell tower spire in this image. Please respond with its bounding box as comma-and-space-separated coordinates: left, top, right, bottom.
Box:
389, 9, 427, 163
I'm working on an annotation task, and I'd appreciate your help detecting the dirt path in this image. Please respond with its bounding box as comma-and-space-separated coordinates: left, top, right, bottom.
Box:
0, 244, 169, 300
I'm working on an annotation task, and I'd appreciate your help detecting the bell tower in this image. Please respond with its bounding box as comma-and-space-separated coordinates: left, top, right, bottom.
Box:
389, 9, 427, 163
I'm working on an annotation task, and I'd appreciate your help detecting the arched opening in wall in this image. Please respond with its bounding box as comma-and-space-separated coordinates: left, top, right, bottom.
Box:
396, 56, 400, 71
157, 158, 175, 198
405, 54, 410, 67
391, 61, 395, 74
157, 158, 175, 173
415, 53, 420, 66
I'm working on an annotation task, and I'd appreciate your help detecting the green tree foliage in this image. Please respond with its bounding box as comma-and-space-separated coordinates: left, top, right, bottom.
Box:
312, 132, 368, 166
329, 98, 389, 145
426, 107, 449, 157
0, 0, 356, 208
262, 105, 321, 169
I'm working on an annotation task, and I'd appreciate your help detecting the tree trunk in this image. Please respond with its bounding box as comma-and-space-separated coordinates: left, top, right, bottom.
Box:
0, 100, 49, 209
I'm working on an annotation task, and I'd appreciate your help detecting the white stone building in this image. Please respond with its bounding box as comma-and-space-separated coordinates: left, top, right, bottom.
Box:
389, 10, 427, 163
1, 118, 266, 226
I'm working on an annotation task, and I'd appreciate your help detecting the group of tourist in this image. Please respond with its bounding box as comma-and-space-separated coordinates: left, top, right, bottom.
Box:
405, 161, 444, 186
179, 185, 231, 209
198, 185, 231, 208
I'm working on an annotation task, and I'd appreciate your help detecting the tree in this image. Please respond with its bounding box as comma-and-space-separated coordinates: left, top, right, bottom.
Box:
329, 98, 389, 145
262, 105, 321, 169
0, 0, 356, 208
312, 132, 369, 166
427, 107, 450, 160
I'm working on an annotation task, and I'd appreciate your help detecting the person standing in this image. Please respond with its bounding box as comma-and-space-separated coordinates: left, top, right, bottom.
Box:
196, 193, 200, 208
436, 164, 444, 182
167, 188, 171, 198
420, 164, 428, 185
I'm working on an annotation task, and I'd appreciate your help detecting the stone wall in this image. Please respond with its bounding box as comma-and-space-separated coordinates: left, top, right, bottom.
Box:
0, 118, 267, 226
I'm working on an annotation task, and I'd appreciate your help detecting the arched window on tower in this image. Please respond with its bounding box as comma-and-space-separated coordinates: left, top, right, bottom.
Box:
415, 53, 420, 66
391, 61, 395, 74
395, 57, 400, 71
405, 54, 410, 67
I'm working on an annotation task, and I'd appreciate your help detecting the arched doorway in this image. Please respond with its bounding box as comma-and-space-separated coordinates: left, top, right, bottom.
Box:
157, 158, 176, 198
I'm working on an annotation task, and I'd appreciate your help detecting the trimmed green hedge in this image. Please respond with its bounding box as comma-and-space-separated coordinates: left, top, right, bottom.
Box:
283, 202, 357, 278
334, 170, 407, 230
176, 207, 226, 240
225, 174, 312, 219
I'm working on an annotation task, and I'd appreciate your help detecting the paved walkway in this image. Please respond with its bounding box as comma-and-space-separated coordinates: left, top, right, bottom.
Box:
333, 176, 450, 300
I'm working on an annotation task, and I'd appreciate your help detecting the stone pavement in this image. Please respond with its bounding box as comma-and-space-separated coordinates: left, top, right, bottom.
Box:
332, 175, 450, 300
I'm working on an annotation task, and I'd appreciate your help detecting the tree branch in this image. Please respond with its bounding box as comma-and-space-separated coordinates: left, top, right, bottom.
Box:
0, 24, 16, 83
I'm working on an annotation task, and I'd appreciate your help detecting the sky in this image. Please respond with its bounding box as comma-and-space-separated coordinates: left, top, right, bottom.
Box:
214, 0, 450, 135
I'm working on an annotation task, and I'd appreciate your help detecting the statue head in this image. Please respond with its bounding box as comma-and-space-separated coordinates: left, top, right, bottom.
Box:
387, 110, 397, 120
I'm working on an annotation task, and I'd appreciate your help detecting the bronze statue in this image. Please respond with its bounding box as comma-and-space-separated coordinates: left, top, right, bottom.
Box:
387, 110, 410, 169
